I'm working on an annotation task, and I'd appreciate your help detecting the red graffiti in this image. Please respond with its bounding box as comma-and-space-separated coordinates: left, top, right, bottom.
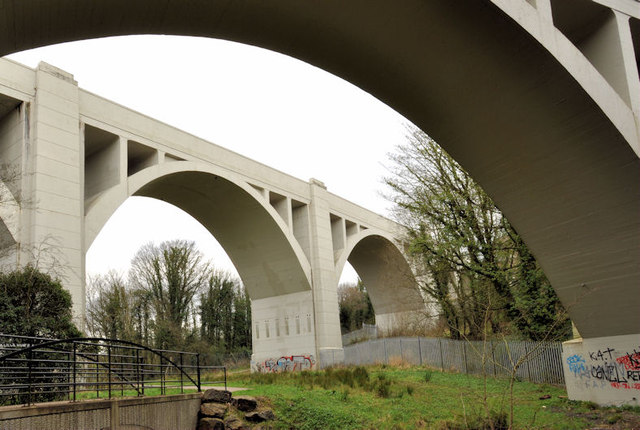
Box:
255, 354, 315, 373
610, 382, 640, 390
616, 351, 640, 371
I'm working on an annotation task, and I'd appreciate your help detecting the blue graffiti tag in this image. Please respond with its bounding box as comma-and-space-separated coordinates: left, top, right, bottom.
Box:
567, 354, 587, 376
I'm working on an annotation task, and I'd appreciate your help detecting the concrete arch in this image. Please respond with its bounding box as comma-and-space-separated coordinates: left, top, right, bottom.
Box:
1, 0, 638, 338
85, 161, 311, 299
336, 229, 425, 331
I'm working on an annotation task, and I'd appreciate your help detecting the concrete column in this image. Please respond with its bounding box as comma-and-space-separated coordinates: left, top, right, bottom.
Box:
562, 334, 640, 406
25, 62, 84, 326
307, 179, 344, 367
250, 291, 317, 372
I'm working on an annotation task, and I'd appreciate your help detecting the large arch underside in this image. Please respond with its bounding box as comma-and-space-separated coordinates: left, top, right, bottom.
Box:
90, 168, 311, 300
1, 0, 638, 338
345, 234, 426, 332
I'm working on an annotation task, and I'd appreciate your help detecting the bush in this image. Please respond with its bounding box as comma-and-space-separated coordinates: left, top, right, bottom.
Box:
0, 266, 82, 338
353, 366, 370, 387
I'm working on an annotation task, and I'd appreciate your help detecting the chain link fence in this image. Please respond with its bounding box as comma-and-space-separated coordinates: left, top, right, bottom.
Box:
339, 337, 564, 385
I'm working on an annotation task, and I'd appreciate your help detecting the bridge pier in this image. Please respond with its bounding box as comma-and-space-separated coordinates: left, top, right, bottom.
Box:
562, 334, 640, 407
0, 62, 85, 325
250, 179, 345, 371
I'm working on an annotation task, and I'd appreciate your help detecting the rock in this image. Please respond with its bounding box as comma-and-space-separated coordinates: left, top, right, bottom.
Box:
197, 417, 225, 430
232, 395, 258, 412
202, 389, 232, 404
200, 402, 228, 419
224, 416, 250, 430
245, 409, 275, 423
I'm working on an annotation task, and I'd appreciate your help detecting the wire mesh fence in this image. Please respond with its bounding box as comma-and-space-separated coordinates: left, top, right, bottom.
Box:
341, 324, 378, 346
0, 334, 227, 406
341, 336, 565, 385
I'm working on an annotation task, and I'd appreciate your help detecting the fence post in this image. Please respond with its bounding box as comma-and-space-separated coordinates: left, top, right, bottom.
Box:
524, 343, 532, 382
96, 360, 100, 398
160, 356, 165, 395
179, 353, 184, 394
384, 338, 388, 364
107, 345, 112, 399
135, 349, 141, 396
400, 339, 403, 362
491, 340, 497, 377
27, 349, 32, 406
141, 356, 146, 396
418, 337, 423, 366
196, 353, 201, 392
462, 342, 468, 374
439, 338, 444, 371
67, 351, 71, 401
72, 342, 77, 401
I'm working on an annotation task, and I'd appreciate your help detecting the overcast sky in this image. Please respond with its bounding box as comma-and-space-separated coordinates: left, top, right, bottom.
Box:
7, 35, 411, 284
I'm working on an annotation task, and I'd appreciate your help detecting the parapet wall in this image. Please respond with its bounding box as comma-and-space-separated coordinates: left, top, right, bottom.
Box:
0, 393, 201, 430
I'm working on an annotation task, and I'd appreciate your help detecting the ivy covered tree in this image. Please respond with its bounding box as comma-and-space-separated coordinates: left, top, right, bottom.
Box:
200, 270, 251, 351
338, 280, 375, 334
0, 265, 81, 338
385, 127, 571, 341
129, 240, 209, 349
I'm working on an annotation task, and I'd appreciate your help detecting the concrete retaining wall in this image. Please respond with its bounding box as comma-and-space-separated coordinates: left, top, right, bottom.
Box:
0, 393, 201, 430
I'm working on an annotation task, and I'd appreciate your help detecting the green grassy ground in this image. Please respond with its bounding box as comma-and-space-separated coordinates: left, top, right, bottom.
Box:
226, 365, 639, 429
69, 365, 640, 429
76, 386, 198, 400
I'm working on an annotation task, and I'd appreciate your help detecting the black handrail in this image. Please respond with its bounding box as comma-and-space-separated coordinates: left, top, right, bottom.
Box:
0, 334, 227, 406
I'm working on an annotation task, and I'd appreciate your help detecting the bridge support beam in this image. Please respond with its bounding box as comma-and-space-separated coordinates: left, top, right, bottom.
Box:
562, 334, 640, 407
0, 63, 85, 326
250, 179, 345, 371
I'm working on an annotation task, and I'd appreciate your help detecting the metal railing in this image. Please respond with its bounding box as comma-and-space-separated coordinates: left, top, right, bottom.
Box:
0, 334, 226, 406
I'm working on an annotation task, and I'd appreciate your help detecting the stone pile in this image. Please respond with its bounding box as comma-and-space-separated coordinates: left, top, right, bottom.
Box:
197, 389, 275, 430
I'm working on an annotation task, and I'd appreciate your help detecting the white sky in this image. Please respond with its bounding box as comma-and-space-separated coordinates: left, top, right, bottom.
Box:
7, 35, 411, 285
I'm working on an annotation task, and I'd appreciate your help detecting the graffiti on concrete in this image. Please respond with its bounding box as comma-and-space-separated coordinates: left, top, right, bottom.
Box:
566, 346, 640, 390
253, 354, 315, 373
566, 354, 586, 376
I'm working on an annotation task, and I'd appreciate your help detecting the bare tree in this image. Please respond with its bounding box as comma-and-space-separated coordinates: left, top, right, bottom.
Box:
86, 271, 134, 340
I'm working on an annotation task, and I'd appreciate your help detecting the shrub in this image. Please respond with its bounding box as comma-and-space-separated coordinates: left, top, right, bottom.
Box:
353, 366, 370, 387
376, 378, 392, 398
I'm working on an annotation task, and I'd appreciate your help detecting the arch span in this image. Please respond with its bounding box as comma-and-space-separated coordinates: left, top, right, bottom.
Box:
336, 230, 425, 332
2, 0, 638, 338
85, 161, 311, 299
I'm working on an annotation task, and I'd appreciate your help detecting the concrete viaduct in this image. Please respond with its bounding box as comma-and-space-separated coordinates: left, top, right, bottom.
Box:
0, 0, 638, 405
0, 58, 426, 373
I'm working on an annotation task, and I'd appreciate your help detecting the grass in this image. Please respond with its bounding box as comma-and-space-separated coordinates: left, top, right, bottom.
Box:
76, 385, 198, 400
65, 365, 640, 429
225, 365, 640, 429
